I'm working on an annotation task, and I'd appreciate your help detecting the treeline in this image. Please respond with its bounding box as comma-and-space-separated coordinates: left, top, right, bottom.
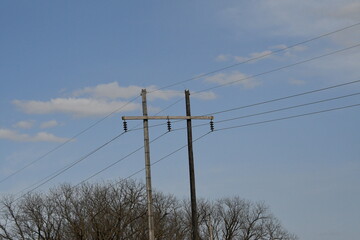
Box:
0, 179, 297, 240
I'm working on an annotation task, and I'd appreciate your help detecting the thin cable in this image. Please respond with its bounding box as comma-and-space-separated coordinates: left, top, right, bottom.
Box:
14, 131, 127, 198
130, 79, 360, 132
4, 23, 360, 185
145, 44, 360, 120
185, 92, 360, 130
214, 103, 360, 132
124, 131, 212, 180
74, 131, 170, 187
209, 79, 360, 115
125, 103, 360, 178
149, 22, 360, 93
0, 95, 141, 185
193, 43, 360, 94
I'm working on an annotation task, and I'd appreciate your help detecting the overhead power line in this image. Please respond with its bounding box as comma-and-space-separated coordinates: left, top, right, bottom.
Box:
3, 22, 359, 190
207, 80, 360, 115
14, 131, 127, 198
149, 22, 360, 93
194, 43, 360, 94
0, 96, 140, 185
74, 131, 169, 187
214, 103, 360, 132
122, 102, 360, 180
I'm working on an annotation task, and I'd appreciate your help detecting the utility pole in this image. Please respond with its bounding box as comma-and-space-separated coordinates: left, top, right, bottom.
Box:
185, 90, 199, 240
141, 89, 155, 240
122, 89, 213, 240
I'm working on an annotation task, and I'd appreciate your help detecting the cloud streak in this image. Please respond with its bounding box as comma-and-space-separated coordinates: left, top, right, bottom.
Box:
204, 71, 261, 89
13, 98, 141, 117
73, 82, 216, 101
0, 128, 69, 143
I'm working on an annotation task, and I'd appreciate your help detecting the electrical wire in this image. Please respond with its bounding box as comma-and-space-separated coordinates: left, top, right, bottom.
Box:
193, 43, 360, 94
132, 79, 360, 132
208, 80, 360, 115
14, 131, 127, 198
123, 131, 212, 180
144, 43, 360, 120
4, 23, 360, 195
74, 131, 170, 187
185, 92, 360, 130
214, 103, 360, 132
0, 95, 141, 185
149, 22, 360, 93
3, 23, 359, 187
122, 103, 360, 180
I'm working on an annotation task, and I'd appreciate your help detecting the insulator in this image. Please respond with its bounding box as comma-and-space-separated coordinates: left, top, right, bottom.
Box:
210, 120, 214, 132
167, 119, 171, 132
123, 121, 128, 132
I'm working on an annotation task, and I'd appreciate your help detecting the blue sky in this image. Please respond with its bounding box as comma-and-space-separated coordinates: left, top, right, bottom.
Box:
1, 1, 360, 239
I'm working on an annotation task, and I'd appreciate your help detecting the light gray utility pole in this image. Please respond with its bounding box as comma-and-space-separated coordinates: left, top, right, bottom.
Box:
122, 89, 213, 240
141, 89, 155, 240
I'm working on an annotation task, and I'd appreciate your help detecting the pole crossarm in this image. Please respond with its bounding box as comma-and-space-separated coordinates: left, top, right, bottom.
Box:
122, 116, 214, 120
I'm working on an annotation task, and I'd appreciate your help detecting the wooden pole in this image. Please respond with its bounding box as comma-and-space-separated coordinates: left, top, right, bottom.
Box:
141, 89, 155, 240
185, 89, 199, 240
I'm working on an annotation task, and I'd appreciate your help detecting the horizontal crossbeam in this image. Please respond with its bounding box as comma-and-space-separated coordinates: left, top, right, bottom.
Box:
122, 116, 214, 120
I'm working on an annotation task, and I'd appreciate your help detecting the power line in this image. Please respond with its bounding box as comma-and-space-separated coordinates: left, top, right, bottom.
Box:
132, 79, 360, 132
0, 95, 141, 185
193, 43, 360, 94
14, 131, 127, 198
214, 103, 360, 132
149, 22, 360, 93
208, 79, 360, 115
4, 23, 360, 193
22, 89, 359, 194
74, 131, 170, 187
123, 131, 212, 180
3, 23, 358, 187
185, 92, 360, 129
144, 43, 360, 120
122, 103, 360, 180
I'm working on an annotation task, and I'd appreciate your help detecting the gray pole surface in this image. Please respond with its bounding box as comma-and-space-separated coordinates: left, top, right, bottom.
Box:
141, 89, 155, 240
185, 90, 199, 240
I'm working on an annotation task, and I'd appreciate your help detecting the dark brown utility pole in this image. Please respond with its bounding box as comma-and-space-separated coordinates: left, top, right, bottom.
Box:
185, 90, 199, 240
122, 89, 213, 240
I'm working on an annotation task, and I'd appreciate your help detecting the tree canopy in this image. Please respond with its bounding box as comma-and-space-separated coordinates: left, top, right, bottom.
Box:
0, 179, 297, 240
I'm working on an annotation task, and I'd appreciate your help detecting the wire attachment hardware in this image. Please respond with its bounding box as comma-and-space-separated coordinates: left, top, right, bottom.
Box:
167, 118, 171, 132
210, 120, 214, 132
123, 120, 128, 132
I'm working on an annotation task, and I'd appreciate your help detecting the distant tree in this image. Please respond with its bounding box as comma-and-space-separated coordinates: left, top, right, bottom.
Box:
0, 179, 297, 240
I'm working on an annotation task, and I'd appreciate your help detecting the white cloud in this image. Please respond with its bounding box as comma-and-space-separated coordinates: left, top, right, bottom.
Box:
288, 79, 306, 86
215, 54, 231, 62
73, 82, 142, 99
13, 98, 141, 117
204, 71, 261, 89
12, 120, 34, 129
13, 83, 216, 118
0, 128, 69, 143
72, 82, 216, 101
40, 120, 59, 129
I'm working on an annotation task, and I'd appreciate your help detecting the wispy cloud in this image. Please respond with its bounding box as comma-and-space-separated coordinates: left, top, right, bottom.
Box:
288, 78, 306, 86
40, 120, 59, 129
12, 120, 35, 129
73, 82, 216, 101
204, 71, 261, 89
0, 128, 69, 143
13, 82, 216, 118
216, 44, 308, 64
13, 98, 141, 117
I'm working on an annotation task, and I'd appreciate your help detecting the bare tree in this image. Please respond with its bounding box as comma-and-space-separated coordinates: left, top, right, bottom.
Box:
0, 179, 297, 240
